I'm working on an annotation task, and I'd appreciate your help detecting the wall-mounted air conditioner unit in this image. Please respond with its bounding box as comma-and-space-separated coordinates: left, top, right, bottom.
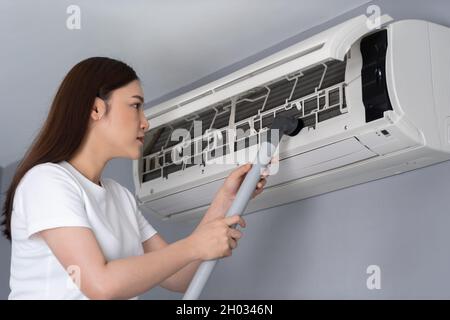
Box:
133, 14, 450, 221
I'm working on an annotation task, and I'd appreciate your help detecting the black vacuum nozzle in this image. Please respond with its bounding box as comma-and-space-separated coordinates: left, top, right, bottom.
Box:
270, 116, 305, 137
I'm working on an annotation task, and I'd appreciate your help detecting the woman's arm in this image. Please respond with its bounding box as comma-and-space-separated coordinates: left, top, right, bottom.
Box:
39, 207, 244, 299
150, 163, 267, 293
144, 188, 236, 293
39, 226, 197, 299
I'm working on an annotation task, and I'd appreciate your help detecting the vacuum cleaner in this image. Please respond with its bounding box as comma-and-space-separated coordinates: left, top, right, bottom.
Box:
183, 115, 305, 300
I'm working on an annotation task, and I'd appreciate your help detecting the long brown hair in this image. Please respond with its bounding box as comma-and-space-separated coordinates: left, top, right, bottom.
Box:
1, 57, 139, 240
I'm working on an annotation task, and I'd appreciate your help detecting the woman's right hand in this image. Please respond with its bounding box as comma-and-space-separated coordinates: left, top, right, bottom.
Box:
187, 215, 246, 261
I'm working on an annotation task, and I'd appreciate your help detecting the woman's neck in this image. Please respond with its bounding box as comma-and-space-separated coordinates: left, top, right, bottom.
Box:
68, 149, 108, 187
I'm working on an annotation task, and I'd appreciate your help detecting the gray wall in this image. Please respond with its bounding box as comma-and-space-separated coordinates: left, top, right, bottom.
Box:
2, 0, 450, 299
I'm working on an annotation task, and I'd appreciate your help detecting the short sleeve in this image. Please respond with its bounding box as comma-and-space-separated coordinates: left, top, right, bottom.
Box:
17, 165, 91, 239
118, 183, 158, 243
136, 208, 157, 243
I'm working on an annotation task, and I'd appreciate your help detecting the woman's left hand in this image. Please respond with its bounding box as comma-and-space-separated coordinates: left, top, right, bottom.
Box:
220, 163, 269, 202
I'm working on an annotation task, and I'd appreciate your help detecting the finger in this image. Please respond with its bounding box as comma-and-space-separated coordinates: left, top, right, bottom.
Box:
232, 163, 252, 178
252, 188, 264, 199
224, 214, 242, 226
256, 179, 267, 189
229, 238, 237, 249
261, 168, 270, 177
254, 187, 264, 195
228, 215, 247, 228
254, 182, 266, 196
238, 216, 246, 228
230, 229, 242, 239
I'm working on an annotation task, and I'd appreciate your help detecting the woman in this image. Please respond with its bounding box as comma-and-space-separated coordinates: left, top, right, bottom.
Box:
1, 57, 268, 299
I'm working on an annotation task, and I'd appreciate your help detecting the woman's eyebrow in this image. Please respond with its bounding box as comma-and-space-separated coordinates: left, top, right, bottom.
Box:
131, 95, 144, 103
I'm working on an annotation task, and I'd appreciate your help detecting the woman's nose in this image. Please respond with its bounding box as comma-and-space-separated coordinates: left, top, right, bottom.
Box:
140, 111, 149, 132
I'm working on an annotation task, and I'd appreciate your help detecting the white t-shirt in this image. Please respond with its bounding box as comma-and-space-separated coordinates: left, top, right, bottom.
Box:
8, 161, 157, 300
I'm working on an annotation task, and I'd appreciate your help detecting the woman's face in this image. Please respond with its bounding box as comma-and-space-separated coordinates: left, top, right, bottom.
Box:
93, 80, 149, 160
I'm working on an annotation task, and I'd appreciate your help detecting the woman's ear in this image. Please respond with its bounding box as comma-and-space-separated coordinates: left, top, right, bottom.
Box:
90, 97, 107, 121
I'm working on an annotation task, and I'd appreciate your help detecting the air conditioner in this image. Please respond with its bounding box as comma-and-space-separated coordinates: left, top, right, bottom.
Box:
133, 14, 450, 221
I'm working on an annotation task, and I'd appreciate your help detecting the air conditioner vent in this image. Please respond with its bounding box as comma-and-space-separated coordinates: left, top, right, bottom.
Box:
141, 59, 348, 183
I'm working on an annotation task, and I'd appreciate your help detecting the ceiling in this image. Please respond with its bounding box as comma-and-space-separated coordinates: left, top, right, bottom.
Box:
0, 0, 370, 168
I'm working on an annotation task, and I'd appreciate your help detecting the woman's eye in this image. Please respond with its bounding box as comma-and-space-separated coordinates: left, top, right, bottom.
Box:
132, 103, 142, 109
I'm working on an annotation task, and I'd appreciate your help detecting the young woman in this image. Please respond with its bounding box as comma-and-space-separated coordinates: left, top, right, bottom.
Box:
1, 57, 268, 299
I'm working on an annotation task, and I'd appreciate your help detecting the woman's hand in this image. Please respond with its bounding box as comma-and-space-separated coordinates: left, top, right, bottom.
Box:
203, 163, 270, 222
187, 215, 246, 261
220, 163, 269, 202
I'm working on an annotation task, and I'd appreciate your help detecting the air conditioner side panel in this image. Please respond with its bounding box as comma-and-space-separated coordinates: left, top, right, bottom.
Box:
386, 20, 443, 151
429, 22, 450, 152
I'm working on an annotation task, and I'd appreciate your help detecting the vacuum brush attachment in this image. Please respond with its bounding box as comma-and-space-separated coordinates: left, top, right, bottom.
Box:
270, 116, 305, 138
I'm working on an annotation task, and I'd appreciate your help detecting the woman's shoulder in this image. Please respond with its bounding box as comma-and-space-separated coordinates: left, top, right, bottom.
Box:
24, 162, 74, 180
18, 162, 81, 193
13, 162, 84, 213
